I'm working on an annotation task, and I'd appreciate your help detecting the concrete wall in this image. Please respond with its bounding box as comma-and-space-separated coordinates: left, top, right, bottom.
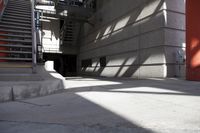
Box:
41, 18, 78, 54
164, 0, 186, 78
42, 19, 60, 53
37, 4, 78, 55
77, 0, 186, 78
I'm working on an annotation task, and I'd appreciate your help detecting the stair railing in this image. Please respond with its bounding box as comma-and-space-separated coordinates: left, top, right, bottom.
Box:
60, 20, 66, 45
31, 0, 37, 73
0, 0, 8, 20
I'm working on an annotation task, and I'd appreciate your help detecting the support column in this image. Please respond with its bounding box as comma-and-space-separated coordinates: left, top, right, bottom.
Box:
186, 0, 200, 81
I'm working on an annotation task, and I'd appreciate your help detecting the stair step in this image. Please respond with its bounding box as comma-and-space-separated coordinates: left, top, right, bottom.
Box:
0, 21, 31, 27
5, 10, 31, 16
64, 38, 73, 41
63, 40, 74, 42
5, 9, 31, 14
0, 62, 32, 68
3, 15, 31, 21
63, 39, 74, 41
0, 25, 31, 30
7, 4, 31, 8
8, 2, 30, 6
0, 57, 32, 61
64, 36, 73, 38
2, 18, 31, 24
0, 29, 31, 34
3, 13, 31, 18
0, 44, 32, 48
9, 0, 30, 3
5, 8, 31, 13
6, 6, 31, 11
0, 50, 32, 54
0, 38, 32, 43
7, 4, 30, 8
0, 34, 31, 39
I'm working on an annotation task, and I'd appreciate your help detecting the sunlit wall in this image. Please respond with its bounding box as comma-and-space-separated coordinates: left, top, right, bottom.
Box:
78, 0, 185, 78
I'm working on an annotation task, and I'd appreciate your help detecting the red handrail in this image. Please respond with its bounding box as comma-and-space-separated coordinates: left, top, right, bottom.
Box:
0, 0, 8, 62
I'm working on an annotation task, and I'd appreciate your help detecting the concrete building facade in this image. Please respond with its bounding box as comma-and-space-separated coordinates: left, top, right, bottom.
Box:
32, 0, 186, 79
77, 0, 186, 78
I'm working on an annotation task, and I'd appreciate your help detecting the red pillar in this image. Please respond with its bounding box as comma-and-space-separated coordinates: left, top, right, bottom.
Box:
186, 0, 200, 81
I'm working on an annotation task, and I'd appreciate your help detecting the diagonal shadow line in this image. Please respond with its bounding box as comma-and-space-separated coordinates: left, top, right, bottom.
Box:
63, 77, 200, 97
86, 90, 199, 97
0, 91, 156, 133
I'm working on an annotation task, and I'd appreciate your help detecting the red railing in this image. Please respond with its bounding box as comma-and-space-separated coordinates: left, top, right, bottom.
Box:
0, 0, 8, 62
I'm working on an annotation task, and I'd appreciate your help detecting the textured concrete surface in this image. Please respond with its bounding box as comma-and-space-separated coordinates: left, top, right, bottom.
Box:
0, 66, 65, 102
0, 77, 200, 133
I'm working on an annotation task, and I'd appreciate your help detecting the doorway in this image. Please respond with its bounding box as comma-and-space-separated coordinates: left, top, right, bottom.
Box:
43, 53, 77, 77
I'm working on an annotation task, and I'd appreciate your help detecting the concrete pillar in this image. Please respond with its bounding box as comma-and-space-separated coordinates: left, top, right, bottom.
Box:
186, 0, 200, 81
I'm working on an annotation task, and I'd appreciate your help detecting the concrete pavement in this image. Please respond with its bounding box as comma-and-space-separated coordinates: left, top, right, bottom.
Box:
0, 77, 200, 133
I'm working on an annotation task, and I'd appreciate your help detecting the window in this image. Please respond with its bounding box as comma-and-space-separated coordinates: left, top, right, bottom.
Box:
81, 59, 92, 67
100, 56, 106, 67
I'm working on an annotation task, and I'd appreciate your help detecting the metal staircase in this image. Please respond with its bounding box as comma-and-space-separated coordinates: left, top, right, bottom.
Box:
0, 0, 36, 72
35, 0, 95, 54
55, 0, 94, 18
60, 20, 81, 46
56, 0, 95, 48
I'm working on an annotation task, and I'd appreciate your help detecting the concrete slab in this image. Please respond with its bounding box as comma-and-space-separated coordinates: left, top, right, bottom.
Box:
0, 65, 65, 102
0, 77, 200, 133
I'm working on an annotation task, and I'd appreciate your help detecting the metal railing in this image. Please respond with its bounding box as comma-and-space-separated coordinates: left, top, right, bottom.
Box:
60, 21, 66, 45
55, 0, 95, 9
0, 0, 8, 20
31, 0, 37, 73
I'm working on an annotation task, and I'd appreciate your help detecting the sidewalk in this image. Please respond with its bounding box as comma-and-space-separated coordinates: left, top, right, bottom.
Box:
0, 77, 200, 133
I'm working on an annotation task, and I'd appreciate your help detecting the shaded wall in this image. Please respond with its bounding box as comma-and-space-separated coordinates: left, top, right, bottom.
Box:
77, 0, 185, 78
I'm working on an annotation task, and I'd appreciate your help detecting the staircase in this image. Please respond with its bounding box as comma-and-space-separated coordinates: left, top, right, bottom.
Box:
60, 20, 81, 46
55, 0, 94, 19
0, 0, 36, 73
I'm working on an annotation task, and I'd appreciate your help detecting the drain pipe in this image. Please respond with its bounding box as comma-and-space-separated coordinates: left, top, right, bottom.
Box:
31, 0, 37, 73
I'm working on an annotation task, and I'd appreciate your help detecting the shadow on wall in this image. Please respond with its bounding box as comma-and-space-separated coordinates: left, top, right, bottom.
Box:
41, 18, 61, 53
80, 0, 165, 78
79, 0, 185, 78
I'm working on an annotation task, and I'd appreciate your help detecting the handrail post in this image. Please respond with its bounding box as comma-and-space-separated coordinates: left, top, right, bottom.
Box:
0, 0, 8, 20
31, 0, 37, 73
